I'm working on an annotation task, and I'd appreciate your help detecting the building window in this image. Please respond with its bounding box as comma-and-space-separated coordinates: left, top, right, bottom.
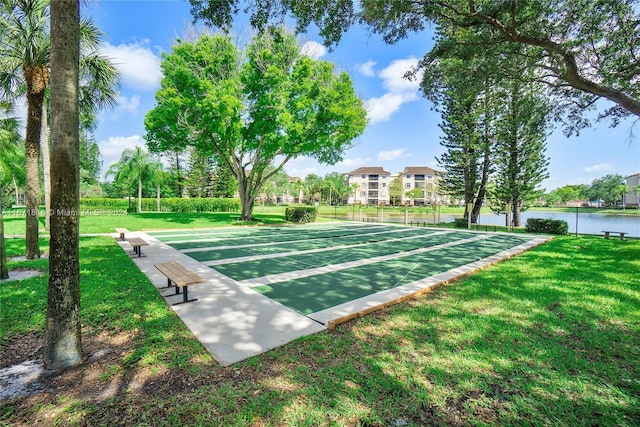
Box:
427, 174, 433, 179
406, 174, 411, 178
369, 174, 379, 181
415, 174, 425, 181
382, 175, 387, 179
361, 174, 366, 179
405, 183, 411, 189
382, 183, 386, 187
349, 174, 353, 178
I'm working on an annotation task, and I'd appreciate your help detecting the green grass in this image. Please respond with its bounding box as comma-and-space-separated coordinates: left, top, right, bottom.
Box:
1, 234, 638, 426
0, 210, 290, 236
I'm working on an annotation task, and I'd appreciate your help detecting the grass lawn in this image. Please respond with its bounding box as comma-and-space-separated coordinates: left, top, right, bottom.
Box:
1, 231, 638, 426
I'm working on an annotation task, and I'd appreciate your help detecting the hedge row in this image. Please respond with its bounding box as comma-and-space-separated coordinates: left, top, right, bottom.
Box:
79, 197, 241, 213
140, 198, 241, 212
285, 207, 317, 223
525, 218, 568, 235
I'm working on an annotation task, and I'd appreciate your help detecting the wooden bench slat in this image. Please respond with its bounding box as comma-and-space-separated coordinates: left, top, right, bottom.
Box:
154, 261, 204, 305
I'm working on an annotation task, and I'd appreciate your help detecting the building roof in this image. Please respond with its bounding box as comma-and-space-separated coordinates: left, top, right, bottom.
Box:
625, 172, 640, 178
402, 166, 439, 175
347, 166, 392, 175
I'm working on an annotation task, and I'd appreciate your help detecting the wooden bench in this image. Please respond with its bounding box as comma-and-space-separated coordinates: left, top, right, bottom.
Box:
115, 228, 129, 241
154, 261, 205, 305
126, 237, 149, 257
602, 231, 627, 240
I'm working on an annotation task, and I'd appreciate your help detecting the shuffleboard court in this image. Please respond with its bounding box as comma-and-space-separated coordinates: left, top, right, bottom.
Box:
251, 234, 532, 314
170, 227, 440, 262
150, 223, 548, 323
129, 223, 551, 364
212, 230, 474, 280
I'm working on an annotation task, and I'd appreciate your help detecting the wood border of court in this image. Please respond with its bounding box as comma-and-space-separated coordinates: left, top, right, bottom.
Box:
326, 236, 551, 330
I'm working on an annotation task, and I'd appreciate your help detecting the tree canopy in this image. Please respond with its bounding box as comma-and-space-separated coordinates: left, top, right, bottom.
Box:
145, 28, 367, 220
189, 0, 640, 130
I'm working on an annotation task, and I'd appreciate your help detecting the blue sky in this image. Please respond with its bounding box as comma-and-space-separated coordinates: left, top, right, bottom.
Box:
85, 0, 639, 190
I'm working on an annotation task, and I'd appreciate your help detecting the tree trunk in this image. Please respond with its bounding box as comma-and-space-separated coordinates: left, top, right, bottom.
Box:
44, 0, 82, 370
156, 184, 161, 212
512, 200, 522, 227
238, 178, 255, 221
137, 176, 142, 213
13, 176, 19, 206
42, 105, 51, 231
0, 190, 8, 280
24, 89, 43, 259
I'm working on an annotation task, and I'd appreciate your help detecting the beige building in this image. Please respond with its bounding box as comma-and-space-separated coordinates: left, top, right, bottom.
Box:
345, 166, 444, 206
625, 173, 640, 207
345, 167, 393, 205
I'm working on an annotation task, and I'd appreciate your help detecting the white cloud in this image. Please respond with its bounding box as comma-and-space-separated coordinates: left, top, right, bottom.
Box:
378, 148, 410, 161
99, 135, 146, 175
583, 163, 612, 173
366, 56, 422, 125
300, 41, 326, 59
116, 94, 141, 114
337, 157, 371, 168
355, 60, 376, 77
100, 41, 162, 91
366, 92, 417, 124
379, 57, 421, 93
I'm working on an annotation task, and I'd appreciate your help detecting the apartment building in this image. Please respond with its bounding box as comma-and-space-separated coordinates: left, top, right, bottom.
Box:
625, 173, 640, 207
400, 166, 442, 206
345, 167, 393, 205
345, 166, 443, 206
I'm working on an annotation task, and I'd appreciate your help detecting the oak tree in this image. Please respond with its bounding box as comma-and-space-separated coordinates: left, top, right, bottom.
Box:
145, 28, 366, 220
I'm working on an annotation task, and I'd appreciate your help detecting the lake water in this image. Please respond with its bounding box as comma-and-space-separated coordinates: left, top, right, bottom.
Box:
331, 209, 640, 237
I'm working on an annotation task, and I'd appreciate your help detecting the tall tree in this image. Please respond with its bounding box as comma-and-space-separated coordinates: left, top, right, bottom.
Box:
0, 101, 24, 280
588, 174, 626, 207
106, 147, 159, 213
190, 0, 640, 126
44, 0, 81, 369
0, 0, 119, 250
0, 0, 50, 258
490, 78, 550, 226
145, 28, 366, 220
211, 160, 237, 198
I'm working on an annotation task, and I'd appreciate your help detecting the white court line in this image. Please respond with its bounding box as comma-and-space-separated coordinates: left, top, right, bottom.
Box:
181, 225, 413, 253
204, 230, 451, 266
240, 234, 493, 286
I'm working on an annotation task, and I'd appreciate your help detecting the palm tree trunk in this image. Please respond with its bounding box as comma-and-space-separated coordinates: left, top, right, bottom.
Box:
137, 176, 142, 213
42, 104, 51, 231
25, 89, 44, 259
44, 0, 82, 369
0, 189, 8, 280
13, 176, 19, 206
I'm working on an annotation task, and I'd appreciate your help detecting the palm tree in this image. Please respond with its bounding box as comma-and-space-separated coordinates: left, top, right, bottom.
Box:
0, 0, 49, 259
107, 147, 158, 213
0, 0, 119, 253
44, 0, 82, 369
0, 101, 24, 279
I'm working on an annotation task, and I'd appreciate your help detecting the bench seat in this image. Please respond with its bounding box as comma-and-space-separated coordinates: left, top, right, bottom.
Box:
602, 231, 627, 240
126, 237, 149, 257
115, 227, 129, 241
155, 261, 205, 305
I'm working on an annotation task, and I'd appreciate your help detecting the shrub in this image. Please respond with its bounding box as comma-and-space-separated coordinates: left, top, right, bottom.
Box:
285, 207, 317, 223
139, 198, 241, 212
454, 217, 468, 228
525, 218, 568, 235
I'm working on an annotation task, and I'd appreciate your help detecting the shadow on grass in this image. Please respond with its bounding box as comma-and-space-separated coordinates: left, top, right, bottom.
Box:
2, 236, 638, 426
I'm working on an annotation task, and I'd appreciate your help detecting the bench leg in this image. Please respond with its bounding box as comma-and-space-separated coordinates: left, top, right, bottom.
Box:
172, 285, 197, 305
138, 247, 142, 257
120, 233, 125, 241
